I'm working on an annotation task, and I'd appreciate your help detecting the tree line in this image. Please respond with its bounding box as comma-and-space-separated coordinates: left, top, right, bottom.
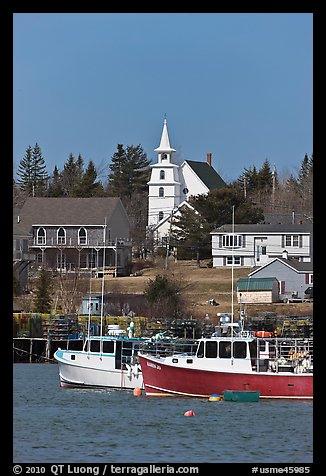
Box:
14, 142, 313, 256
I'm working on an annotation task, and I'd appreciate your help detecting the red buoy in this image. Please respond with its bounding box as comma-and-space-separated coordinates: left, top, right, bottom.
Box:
184, 410, 196, 417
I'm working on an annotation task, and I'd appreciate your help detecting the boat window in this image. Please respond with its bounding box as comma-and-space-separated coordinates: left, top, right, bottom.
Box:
205, 341, 218, 358
197, 341, 204, 358
103, 341, 114, 354
219, 341, 231, 358
90, 340, 100, 353
233, 341, 247, 359
122, 341, 133, 357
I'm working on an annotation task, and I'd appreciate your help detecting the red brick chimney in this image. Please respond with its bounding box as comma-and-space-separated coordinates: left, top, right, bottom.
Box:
207, 152, 212, 166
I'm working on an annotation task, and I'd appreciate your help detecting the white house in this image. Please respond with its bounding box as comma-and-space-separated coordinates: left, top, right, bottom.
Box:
147, 117, 226, 244
211, 223, 313, 268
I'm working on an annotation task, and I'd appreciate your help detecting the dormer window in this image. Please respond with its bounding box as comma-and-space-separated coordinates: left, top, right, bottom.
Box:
159, 187, 164, 197
37, 227, 46, 245
57, 227, 66, 245
160, 170, 165, 180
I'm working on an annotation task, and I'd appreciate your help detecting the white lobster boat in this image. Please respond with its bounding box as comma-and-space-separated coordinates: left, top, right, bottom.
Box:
54, 326, 148, 389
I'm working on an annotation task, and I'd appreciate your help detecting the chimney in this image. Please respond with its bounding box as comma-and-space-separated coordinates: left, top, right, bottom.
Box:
207, 152, 212, 166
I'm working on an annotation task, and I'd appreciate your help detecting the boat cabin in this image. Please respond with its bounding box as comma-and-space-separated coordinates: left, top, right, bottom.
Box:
192, 336, 313, 374
82, 336, 145, 370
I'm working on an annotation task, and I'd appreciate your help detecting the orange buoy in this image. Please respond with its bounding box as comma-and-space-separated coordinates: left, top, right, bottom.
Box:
133, 387, 142, 397
184, 410, 196, 417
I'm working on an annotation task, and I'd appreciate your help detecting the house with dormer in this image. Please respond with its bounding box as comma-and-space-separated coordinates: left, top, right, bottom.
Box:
147, 117, 226, 244
13, 197, 132, 278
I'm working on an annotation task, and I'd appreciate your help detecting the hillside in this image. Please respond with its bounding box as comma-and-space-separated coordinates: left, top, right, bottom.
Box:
88, 259, 313, 321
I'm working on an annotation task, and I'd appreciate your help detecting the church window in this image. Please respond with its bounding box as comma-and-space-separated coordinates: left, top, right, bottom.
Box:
159, 187, 164, 197
159, 211, 164, 221
162, 154, 168, 160
160, 170, 165, 180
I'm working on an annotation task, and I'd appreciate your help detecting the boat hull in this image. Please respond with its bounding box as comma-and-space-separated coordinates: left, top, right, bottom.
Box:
54, 349, 143, 390
139, 355, 313, 399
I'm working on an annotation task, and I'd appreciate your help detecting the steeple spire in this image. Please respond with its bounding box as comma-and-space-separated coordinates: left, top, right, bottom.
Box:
154, 116, 176, 154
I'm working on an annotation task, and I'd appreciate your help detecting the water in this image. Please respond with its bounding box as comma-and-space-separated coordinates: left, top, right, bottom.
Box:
13, 364, 313, 464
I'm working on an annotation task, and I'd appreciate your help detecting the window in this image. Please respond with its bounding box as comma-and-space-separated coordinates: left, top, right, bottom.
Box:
205, 341, 218, 358
226, 256, 241, 265
57, 227, 66, 244
219, 341, 231, 358
197, 341, 204, 358
162, 154, 168, 160
79, 227, 87, 245
160, 170, 165, 180
158, 211, 164, 222
159, 187, 164, 197
37, 227, 46, 245
90, 340, 100, 353
284, 235, 301, 247
233, 341, 247, 359
103, 341, 114, 354
222, 235, 242, 247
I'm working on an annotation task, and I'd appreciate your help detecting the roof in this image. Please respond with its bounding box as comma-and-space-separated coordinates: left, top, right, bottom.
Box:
237, 277, 277, 291
13, 197, 127, 235
184, 160, 226, 190
211, 223, 313, 234
249, 258, 313, 276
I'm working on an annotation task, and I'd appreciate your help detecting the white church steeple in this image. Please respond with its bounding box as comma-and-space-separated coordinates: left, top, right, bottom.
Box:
154, 115, 176, 164
147, 117, 181, 231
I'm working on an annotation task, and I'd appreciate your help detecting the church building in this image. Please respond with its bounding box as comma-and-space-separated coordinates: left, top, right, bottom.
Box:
147, 118, 226, 244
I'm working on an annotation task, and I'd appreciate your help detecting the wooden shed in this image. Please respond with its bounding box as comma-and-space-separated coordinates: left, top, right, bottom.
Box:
237, 277, 279, 304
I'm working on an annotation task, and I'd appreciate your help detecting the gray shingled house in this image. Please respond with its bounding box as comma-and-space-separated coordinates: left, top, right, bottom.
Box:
248, 257, 313, 302
13, 197, 132, 279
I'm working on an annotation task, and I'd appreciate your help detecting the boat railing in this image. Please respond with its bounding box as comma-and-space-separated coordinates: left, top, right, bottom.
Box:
252, 337, 313, 374
139, 338, 198, 358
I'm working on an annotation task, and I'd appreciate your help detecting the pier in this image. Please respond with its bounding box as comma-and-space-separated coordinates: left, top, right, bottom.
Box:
13, 337, 84, 363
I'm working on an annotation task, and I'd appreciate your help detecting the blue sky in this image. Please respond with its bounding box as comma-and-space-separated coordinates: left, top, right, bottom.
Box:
13, 13, 313, 183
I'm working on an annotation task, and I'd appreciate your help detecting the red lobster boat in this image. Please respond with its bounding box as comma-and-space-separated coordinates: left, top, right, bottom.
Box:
138, 330, 313, 399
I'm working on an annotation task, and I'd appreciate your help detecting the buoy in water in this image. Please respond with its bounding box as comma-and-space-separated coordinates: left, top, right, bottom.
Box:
184, 410, 196, 417
133, 387, 142, 397
209, 394, 221, 401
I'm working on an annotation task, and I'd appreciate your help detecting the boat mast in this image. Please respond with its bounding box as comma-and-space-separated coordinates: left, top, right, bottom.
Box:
231, 205, 235, 338
100, 218, 107, 351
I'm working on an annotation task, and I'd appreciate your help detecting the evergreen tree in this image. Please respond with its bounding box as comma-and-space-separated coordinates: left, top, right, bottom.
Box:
143, 274, 187, 320
107, 143, 150, 204
74, 160, 105, 197
32, 143, 48, 195
48, 165, 64, 197
33, 268, 53, 313
17, 143, 48, 196
257, 158, 273, 193
61, 153, 79, 196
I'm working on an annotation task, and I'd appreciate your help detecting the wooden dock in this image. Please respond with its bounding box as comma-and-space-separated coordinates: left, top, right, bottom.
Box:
13, 337, 84, 363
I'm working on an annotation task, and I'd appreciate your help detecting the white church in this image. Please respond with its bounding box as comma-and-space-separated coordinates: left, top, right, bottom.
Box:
147, 118, 226, 244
